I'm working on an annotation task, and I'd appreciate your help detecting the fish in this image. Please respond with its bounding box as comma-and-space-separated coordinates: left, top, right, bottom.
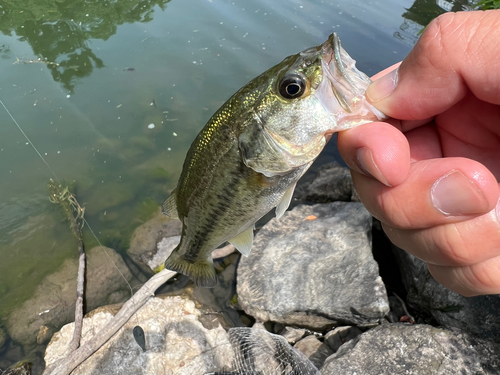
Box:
162, 33, 384, 287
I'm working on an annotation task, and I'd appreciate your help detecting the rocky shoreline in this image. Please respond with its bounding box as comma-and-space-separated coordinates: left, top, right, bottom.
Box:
2, 162, 500, 374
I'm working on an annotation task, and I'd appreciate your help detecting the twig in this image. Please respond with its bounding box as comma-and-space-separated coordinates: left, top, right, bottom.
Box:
43, 269, 177, 375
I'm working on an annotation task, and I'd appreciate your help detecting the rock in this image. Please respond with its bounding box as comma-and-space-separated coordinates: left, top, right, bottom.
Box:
36, 325, 54, 345
280, 326, 307, 344
393, 246, 500, 343
323, 326, 363, 353
237, 202, 389, 330
6, 246, 138, 346
320, 323, 500, 374
294, 162, 356, 203
294, 335, 333, 369
127, 209, 182, 274
44, 295, 233, 375
2, 361, 32, 375
153, 235, 181, 271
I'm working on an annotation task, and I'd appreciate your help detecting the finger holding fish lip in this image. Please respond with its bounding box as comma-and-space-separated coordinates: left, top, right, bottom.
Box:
337, 121, 410, 187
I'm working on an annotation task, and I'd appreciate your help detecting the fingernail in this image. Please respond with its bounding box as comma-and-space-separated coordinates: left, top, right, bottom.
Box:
366, 68, 399, 103
356, 147, 391, 187
496, 198, 500, 223
431, 170, 490, 216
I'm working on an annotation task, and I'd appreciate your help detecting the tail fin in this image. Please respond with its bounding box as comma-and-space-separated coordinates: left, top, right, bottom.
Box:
164, 252, 218, 288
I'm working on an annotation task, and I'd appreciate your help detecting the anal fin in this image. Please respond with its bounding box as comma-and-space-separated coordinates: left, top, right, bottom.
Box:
275, 182, 296, 219
229, 226, 254, 257
164, 251, 217, 288
162, 188, 179, 219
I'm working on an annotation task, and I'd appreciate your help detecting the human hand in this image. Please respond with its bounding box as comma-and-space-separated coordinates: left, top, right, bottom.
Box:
338, 10, 500, 296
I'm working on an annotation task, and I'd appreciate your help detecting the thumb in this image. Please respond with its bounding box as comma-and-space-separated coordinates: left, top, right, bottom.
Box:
366, 10, 500, 120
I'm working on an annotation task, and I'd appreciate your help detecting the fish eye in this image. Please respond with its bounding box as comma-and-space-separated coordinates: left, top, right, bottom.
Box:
278, 74, 306, 99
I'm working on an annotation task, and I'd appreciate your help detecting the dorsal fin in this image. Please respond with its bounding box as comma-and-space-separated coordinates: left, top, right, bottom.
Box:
162, 189, 178, 219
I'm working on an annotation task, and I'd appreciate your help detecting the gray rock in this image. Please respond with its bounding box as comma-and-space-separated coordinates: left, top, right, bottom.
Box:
323, 326, 363, 353
237, 202, 389, 330
127, 209, 182, 274
280, 326, 307, 344
294, 162, 356, 203
393, 246, 500, 343
6, 246, 138, 346
294, 335, 333, 369
44, 295, 234, 375
320, 323, 500, 374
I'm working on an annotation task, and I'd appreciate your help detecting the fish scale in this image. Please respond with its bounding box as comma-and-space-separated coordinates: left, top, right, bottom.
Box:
162, 33, 384, 287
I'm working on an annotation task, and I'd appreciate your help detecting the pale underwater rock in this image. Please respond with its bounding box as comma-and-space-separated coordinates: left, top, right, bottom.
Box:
6, 246, 138, 346
237, 202, 389, 330
127, 208, 182, 274
320, 324, 500, 374
44, 295, 233, 375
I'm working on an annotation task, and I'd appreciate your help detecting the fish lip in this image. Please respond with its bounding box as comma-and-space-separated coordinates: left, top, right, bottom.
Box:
316, 33, 386, 126
320, 33, 365, 113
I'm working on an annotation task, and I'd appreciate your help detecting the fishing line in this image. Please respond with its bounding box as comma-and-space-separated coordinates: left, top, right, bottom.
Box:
0, 100, 59, 181
1, 99, 134, 297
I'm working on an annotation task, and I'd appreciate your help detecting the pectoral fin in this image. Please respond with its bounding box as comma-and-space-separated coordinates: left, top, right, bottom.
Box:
162, 189, 179, 219
275, 182, 296, 219
229, 226, 254, 257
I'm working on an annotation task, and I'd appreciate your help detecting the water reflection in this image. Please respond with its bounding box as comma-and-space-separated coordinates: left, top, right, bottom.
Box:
0, 0, 170, 92
395, 0, 475, 45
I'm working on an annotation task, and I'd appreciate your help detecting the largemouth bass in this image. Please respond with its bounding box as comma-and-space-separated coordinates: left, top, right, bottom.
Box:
162, 33, 383, 287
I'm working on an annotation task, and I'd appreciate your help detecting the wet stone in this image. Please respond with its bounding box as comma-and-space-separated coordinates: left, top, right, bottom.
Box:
36, 325, 54, 345
127, 209, 182, 274
237, 202, 389, 330
6, 246, 138, 346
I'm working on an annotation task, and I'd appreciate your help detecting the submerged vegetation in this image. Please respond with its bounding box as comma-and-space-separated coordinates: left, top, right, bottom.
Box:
47, 179, 85, 243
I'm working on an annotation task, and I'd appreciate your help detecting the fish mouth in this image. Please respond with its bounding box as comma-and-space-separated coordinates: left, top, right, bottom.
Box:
316, 33, 385, 130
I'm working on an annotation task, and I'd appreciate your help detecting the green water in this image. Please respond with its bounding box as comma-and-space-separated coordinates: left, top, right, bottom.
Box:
0, 0, 474, 370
